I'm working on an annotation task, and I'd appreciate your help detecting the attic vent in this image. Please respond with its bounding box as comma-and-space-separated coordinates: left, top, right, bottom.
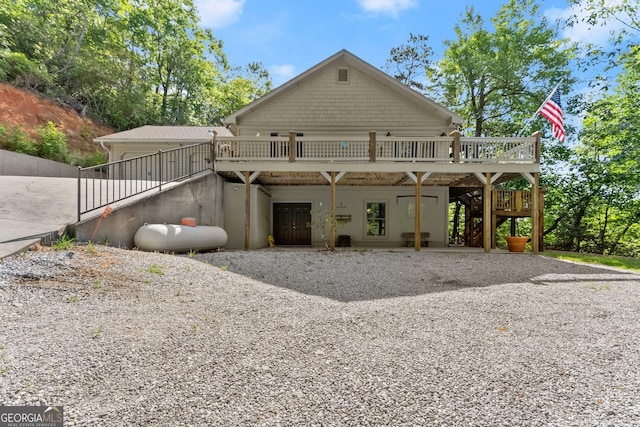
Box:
337, 66, 349, 84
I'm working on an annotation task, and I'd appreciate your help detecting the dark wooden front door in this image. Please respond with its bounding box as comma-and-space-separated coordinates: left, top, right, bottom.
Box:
273, 203, 311, 245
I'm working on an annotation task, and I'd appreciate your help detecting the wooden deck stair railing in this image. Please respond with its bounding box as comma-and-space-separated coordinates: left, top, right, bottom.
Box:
465, 217, 508, 248
493, 190, 533, 215
458, 189, 543, 249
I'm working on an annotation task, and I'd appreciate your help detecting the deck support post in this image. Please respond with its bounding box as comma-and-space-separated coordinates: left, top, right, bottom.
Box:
415, 172, 422, 251
330, 171, 336, 252
491, 190, 497, 249
244, 171, 250, 251
539, 189, 545, 251
532, 172, 540, 254
483, 172, 492, 253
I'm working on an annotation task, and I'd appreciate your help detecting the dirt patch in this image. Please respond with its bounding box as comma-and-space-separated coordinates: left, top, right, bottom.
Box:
0, 82, 113, 154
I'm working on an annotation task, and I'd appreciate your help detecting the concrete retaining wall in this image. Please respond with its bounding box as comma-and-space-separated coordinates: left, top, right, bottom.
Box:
0, 149, 83, 177
74, 172, 223, 249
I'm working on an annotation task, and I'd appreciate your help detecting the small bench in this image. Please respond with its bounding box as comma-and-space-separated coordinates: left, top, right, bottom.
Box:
401, 232, 430, 247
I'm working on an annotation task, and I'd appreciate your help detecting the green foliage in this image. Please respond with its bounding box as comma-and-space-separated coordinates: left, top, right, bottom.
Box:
430, 0, 576, 137
1, 122, 106, 166
543, 44, 640, 257
146, 264, 164, 275
566, 0, 639, 79
0, 51, 52, 91
70, 151, 107, 167
544, 251, 640, 272
383, 0, 638, 256
52, 234, 75, 250
0, 0, 271, 130
85, 241, 98, 255
37, 121, 68, 162
386, 0, 577, 137
0, 125, 38, 155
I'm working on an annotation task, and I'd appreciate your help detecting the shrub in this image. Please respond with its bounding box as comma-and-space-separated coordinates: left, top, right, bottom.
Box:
70, 151, 107, 167
0, 52, 52, 91
1, 125, 38, 155
37, 121, 68, 162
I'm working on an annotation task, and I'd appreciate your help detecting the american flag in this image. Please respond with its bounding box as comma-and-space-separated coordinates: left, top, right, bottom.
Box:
538, 88, 565, 142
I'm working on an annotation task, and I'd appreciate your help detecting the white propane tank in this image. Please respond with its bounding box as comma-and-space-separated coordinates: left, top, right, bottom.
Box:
134, 224, 228, 252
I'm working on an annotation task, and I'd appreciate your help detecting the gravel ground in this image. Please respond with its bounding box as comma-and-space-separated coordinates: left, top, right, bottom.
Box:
0, 245, 639, 426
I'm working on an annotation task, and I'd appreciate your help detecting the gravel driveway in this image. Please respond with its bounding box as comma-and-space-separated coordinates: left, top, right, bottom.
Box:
1, 245, 639, 426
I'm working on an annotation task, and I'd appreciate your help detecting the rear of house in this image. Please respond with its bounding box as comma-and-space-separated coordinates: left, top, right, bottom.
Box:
96, 50, 541, 251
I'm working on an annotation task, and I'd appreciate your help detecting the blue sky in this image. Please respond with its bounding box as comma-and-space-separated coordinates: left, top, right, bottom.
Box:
194, 0, 622, 88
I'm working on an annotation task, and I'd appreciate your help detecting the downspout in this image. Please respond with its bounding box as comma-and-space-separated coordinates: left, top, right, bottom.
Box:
99, 141, 111, 162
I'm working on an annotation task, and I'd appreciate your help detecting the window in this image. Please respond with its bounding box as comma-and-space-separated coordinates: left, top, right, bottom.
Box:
337, 66, 349, 84
366, 202, 386, 237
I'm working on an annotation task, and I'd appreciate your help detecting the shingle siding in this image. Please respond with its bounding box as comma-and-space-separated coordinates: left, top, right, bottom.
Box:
237, 64, 448, 135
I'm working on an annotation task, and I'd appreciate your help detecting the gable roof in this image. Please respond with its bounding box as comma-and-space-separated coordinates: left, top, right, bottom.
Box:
224, 49, 463, 127
94, 125, 233, 144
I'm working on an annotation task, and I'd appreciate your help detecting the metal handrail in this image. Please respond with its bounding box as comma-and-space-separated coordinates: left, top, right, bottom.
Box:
77, 141, 213, 221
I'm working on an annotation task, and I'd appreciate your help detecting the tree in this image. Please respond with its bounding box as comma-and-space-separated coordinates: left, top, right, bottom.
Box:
429, 0, 576, 137
0, 0, 272, 130
541, 2, 640, 256
564, 0, 639, 92
572, 46, 639, 255
383, 33, 433, 92
385, 0, 580, 246
209, 62, 272, 124
567, 0, 639, 46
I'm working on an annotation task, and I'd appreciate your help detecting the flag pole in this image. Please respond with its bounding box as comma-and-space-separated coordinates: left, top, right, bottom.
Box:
516, 84, 560, 137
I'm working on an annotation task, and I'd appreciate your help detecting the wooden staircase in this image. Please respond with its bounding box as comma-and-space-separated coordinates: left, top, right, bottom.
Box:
457, 189, 542, 249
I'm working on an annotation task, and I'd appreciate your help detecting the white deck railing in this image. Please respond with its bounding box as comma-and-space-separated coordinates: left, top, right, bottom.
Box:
376, 137, 452, 161
215, 133, 538, 164
459, 137, 535, 162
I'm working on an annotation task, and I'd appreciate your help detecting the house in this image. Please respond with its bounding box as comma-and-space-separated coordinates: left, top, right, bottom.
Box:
95, 50, 541, 252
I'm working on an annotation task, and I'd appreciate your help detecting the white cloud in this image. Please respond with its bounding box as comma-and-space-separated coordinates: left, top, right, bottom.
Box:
269, 64, 297, 86
356, 0, 418, 18
545, 1, 626, 47
196, 0, 246, 29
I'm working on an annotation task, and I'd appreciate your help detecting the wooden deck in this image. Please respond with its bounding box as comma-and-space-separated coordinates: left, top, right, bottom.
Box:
214, 131, 541, 187
213, 131, 542, 253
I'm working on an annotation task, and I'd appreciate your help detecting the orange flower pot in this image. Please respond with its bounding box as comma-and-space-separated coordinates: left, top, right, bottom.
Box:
506, 236, 528, 252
